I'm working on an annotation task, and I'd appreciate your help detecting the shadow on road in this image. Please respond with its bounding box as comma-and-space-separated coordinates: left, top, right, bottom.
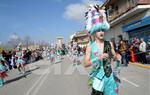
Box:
26, 67, 40, 73
4, 67, 40, 85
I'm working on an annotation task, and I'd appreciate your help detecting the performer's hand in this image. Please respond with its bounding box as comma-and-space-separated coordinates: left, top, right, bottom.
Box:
98, 53, 109, 60
114, 53, 121, 61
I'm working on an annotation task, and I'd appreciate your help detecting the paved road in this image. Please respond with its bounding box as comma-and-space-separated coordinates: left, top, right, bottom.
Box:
0, 56, 149, 95
119, 64, 150, 95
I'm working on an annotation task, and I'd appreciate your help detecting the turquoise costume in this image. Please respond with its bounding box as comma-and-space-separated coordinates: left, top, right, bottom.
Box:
16, 51, 24, 65
0, 54, 6, 73
57, 50, 61, 55
56, 50, 61, 62
0, 54, 7, 86
50, 50, 56, 64
85, 4, 119, 95
89, 41, 118, 95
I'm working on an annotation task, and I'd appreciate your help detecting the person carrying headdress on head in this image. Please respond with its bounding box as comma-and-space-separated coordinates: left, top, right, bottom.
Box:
84, 4, 120, 95
16, 43, 26, 74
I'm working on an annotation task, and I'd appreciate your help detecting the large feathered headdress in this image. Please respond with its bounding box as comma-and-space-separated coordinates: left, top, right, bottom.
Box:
85, 4, 110, 35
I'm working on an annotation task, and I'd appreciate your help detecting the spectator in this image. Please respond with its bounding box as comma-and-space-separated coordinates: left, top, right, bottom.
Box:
139, 38, 147, 64
119, 40, 128, 66
129, 43, 136, 62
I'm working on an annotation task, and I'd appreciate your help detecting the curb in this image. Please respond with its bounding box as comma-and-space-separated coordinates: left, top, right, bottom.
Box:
129, 62, 150, 69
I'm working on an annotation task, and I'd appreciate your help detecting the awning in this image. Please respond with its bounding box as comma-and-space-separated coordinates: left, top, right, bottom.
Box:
122, 16, 150, 32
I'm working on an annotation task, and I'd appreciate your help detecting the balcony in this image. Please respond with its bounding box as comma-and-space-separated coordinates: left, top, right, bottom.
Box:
106, 0, 150, 26
74, 31, 88, 38
77, 40, 89, 44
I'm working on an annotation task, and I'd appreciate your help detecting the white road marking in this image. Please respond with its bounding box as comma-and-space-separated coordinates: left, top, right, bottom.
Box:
32, 68, 50, 95
121, 77, 140, 87
24, 67, 49, 95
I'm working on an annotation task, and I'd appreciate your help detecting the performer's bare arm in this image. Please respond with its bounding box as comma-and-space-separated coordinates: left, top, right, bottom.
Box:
110, 42, 121, 60
110, 42, 117, 58
84, 43, 92, 67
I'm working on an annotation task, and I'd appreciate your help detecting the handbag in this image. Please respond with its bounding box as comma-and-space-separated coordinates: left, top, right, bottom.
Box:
92, 77, 105, 92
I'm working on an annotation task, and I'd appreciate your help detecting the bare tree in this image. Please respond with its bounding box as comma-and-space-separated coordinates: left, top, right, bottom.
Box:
23, 36, 31, 49
8, 33, 21, 48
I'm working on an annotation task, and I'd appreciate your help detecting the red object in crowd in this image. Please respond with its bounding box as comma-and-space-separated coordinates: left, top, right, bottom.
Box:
0, 71, 8, 78
130, 45, 136, 62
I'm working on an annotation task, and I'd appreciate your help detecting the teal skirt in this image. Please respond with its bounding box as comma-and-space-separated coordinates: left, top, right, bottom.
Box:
16, 59, 24, 65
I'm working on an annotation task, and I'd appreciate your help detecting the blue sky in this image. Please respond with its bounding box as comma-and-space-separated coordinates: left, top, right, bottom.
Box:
0, 0, 105, 44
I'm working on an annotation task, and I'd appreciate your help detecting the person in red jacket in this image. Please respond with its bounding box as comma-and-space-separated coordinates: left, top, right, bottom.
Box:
129, 43, 136, 62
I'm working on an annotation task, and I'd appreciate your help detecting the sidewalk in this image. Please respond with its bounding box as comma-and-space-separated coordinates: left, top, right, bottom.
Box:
129, 62, 150, 69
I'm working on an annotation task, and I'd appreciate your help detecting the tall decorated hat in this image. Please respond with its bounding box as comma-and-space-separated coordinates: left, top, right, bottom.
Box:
85, 4, 110, 35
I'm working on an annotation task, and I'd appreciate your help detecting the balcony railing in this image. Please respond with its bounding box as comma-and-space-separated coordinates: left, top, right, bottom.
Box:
77, 40, 89, 44
136, 0, 150, 4
107, 0, 150, 22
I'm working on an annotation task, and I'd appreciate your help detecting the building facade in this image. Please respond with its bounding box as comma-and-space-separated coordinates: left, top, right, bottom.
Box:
57, 37, 64, 48
71, 31, 89, 47
102, 0, 150, 42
